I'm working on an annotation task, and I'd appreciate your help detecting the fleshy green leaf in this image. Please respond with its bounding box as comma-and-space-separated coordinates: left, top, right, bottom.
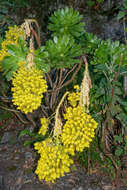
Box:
48, 7, 85, 37
34, 46, 50, 73
117, 11, 126, 20
1, 37, 28, 80
45, 35, 82, 68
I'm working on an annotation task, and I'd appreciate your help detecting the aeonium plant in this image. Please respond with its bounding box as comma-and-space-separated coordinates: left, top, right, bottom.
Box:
0, 8, 98, 183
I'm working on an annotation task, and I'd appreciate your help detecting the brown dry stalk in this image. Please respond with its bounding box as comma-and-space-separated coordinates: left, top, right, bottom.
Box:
59, 64, 77, 86
49, 70, 59, 109
46, 73, 53, 88
0, 105, 29, 124
58, 69, 64, 86
32, 19, 41, 46
31, 27, 41, 47
53, 92, 69, 137
47, 62, 82, 111
47, 62, 82, 93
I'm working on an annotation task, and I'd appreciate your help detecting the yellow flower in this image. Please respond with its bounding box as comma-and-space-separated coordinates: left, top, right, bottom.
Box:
29, 49, 34, 53
61, 105, 98, 154
12, 66, 47, 114
74, 85, 80, 90
17, 61, 26, 67
68, 92, 80, 107
0, 25, 24, 70
5, 25, 24, 42
34, 138, 73, 183
38, 117, 48, 136
0, 25, 24, 69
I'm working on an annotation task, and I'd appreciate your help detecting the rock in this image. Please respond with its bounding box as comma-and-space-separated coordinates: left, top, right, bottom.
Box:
21, 183, 49, 190
119, 187, 127, 190
29, 126, 34, 133
88, 187, 101, 190
72, 187, 84, 190
0, 175, 4, 189
25, 152, 32, 160
92, 187, 102, 190
102, 185, 114, 190
78, 187, 84, 190
0, 132, 15, 144
88, 188, 93, 190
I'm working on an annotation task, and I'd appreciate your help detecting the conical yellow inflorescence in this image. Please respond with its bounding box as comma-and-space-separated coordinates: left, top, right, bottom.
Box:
61, 84, 97, 154
11, 66, 47, 114
34, 138, 74, 183
61, 105, 97, 155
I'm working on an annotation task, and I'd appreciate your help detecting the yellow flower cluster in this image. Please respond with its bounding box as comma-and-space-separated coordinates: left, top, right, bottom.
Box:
11, 66, 47, 114
34, 85, 98, 183
61, 105, 98, 154
0, 25, 24, 69
38, 117, 48, 136
34, 138, 73, 183
17, 61, 26, 67
5, 25, 24, 43
73, 85, 80, 90
0, 40, 10, 62
68, 90, 80, 107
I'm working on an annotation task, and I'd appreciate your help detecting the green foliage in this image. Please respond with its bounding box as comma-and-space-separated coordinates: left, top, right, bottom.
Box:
45, 35, 82, 68
1, 0, 29, 9
91, 40, 127, 66
124, 0, 127, 8
0, 73, 10, 95
103, 157, 116, 179
77, 138, 102, 169
117, 0, 127, 20
115, 145, 124, 157
0, 1, 17, 35
19, 129, 43, 139
73, 26, 127, 172
80, 32, 101, 55
1, 37, 28, 80
48, 7, 85, 38
87, 1, 95, 7
19, 129, 47, 146
96, 0, 104, 3
87, 0, 104, 7
34, 46, 50, 73
37, 8, 84, 70
117, 11, 126, 20
9, 0, 30, 8
0, 36, 3, 49
88, 39, 127, 128
114, 134, 127, 158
